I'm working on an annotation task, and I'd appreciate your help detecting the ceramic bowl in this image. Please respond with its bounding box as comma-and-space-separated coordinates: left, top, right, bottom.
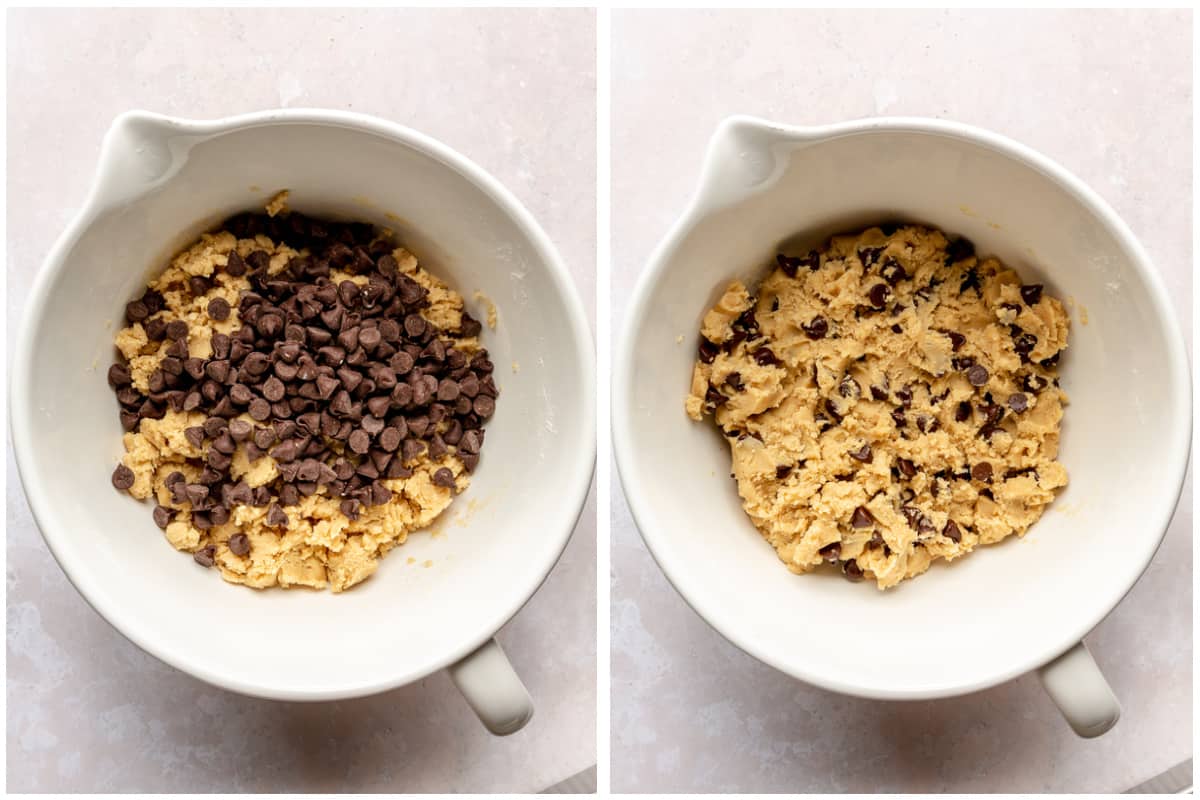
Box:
11, 109, 595, 735
613, 115, 1189, 737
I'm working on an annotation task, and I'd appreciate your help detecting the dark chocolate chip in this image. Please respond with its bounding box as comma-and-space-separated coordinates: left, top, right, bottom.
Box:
818, 542, 841, 562
867, 283, 891, 309
111, 463, 136, 490
967, 364, 989, 387
228, 533, 251, 556
851, 506, 875, 528
193, 545, 216, 567
897, 458, 917, 478
185, 426, 206, 448
880, 257, 907, 286
841, 560, 864, 582
849, 443, 872, 463
942, 520, 962, 543
945, 237, 975, 265
107, 363, 132, 388
859, 246, 885, 267
165, 320, 189, 341
802, 316, 828, 340
125, 300, 150, 323
1020, 284, 1044, 306
207, 297, 231, 321
348, 429, 371, 454
971, 462, 993, 483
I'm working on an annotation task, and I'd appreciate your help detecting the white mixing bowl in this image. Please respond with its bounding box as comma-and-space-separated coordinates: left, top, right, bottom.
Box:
614, 116, 1189, 737
11, 109, 595, 735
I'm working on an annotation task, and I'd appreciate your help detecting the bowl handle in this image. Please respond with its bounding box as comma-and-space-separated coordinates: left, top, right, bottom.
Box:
447, 637, 533, 735
87, 110, 187, 212
692, 115, 790, 212
1037, 641, 1121, 737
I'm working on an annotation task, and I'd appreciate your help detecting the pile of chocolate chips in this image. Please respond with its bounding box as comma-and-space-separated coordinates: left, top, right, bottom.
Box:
108, 211, 496, 539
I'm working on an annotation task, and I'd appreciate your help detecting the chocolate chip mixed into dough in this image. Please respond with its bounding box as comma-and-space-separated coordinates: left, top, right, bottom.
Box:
686, 225, 1069, 589
109, 193, 496, 592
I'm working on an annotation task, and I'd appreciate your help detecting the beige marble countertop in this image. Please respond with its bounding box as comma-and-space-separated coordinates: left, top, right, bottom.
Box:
6, 8, 596, 793
610, 8, 1192, 793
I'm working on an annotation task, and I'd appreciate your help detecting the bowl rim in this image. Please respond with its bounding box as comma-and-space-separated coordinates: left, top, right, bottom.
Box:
612, 114, 1192, 700
9, 107, 597, 701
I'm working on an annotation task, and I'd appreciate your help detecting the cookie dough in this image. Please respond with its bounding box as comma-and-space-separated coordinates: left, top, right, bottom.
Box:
686, 225, 1069, 589
112, 209, 491, 592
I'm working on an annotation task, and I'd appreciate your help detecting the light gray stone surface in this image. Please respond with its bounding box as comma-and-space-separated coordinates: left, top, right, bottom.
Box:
611, 8, 1192, 793
7, 8, 596, 793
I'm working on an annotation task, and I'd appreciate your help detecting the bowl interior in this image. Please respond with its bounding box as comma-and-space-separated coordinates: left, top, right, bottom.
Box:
618, 127, 1189, 697
16, 118, 592, 697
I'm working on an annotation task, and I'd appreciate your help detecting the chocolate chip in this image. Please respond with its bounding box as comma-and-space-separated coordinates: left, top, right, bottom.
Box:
946, 331, 966, 352
183, 426, 205, 448
165, 320, 188, 341
1008, 393, 1029, 413
971, 462, 993, 483
404, 314, 427, 338
945, 237, 975, 265
841, 560, 865, 582
942, 520, 962, 543
753, 347, 781, 367
901, 505, 923, 530
880, 257, 907, 286
775, 253, 802, 277
348, 429, 371, 454
1013, 331, 1037, 360
818, 542, 841, 562
473, 395, 496, 419
107, 363, 132, 388
802, 316, 828, 340
213, 431, 236, 454
867, 283, 891, 308
460, 429, 484, 455
869, 386, 888, 401
775, 464, 793, 480
228, 533, 250, 556
432, 468, 456, 488
207, 297, 231, 321
125, 300, 149, 323
859, 247, 885, 267
193, 545, 216, 567
249, 398, 271, 421
966, 364, 989, 387
849, 443, 872, 463
1022, 374, 1049, 393
896, 458, 917, 478
246, 250, 272, 273
851, 506, 874, 528
144, 317, 167, 340
146, 506, 173, 532
822, 398, 843, 425
262, 376, 286, 402
370, 482, 393, 505
891, 407, 906, 427
1020, 284, 1044, 306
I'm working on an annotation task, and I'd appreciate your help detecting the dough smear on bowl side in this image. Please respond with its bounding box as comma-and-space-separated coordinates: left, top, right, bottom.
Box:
108, 193, 497, 592
685, 224, 1069, 589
